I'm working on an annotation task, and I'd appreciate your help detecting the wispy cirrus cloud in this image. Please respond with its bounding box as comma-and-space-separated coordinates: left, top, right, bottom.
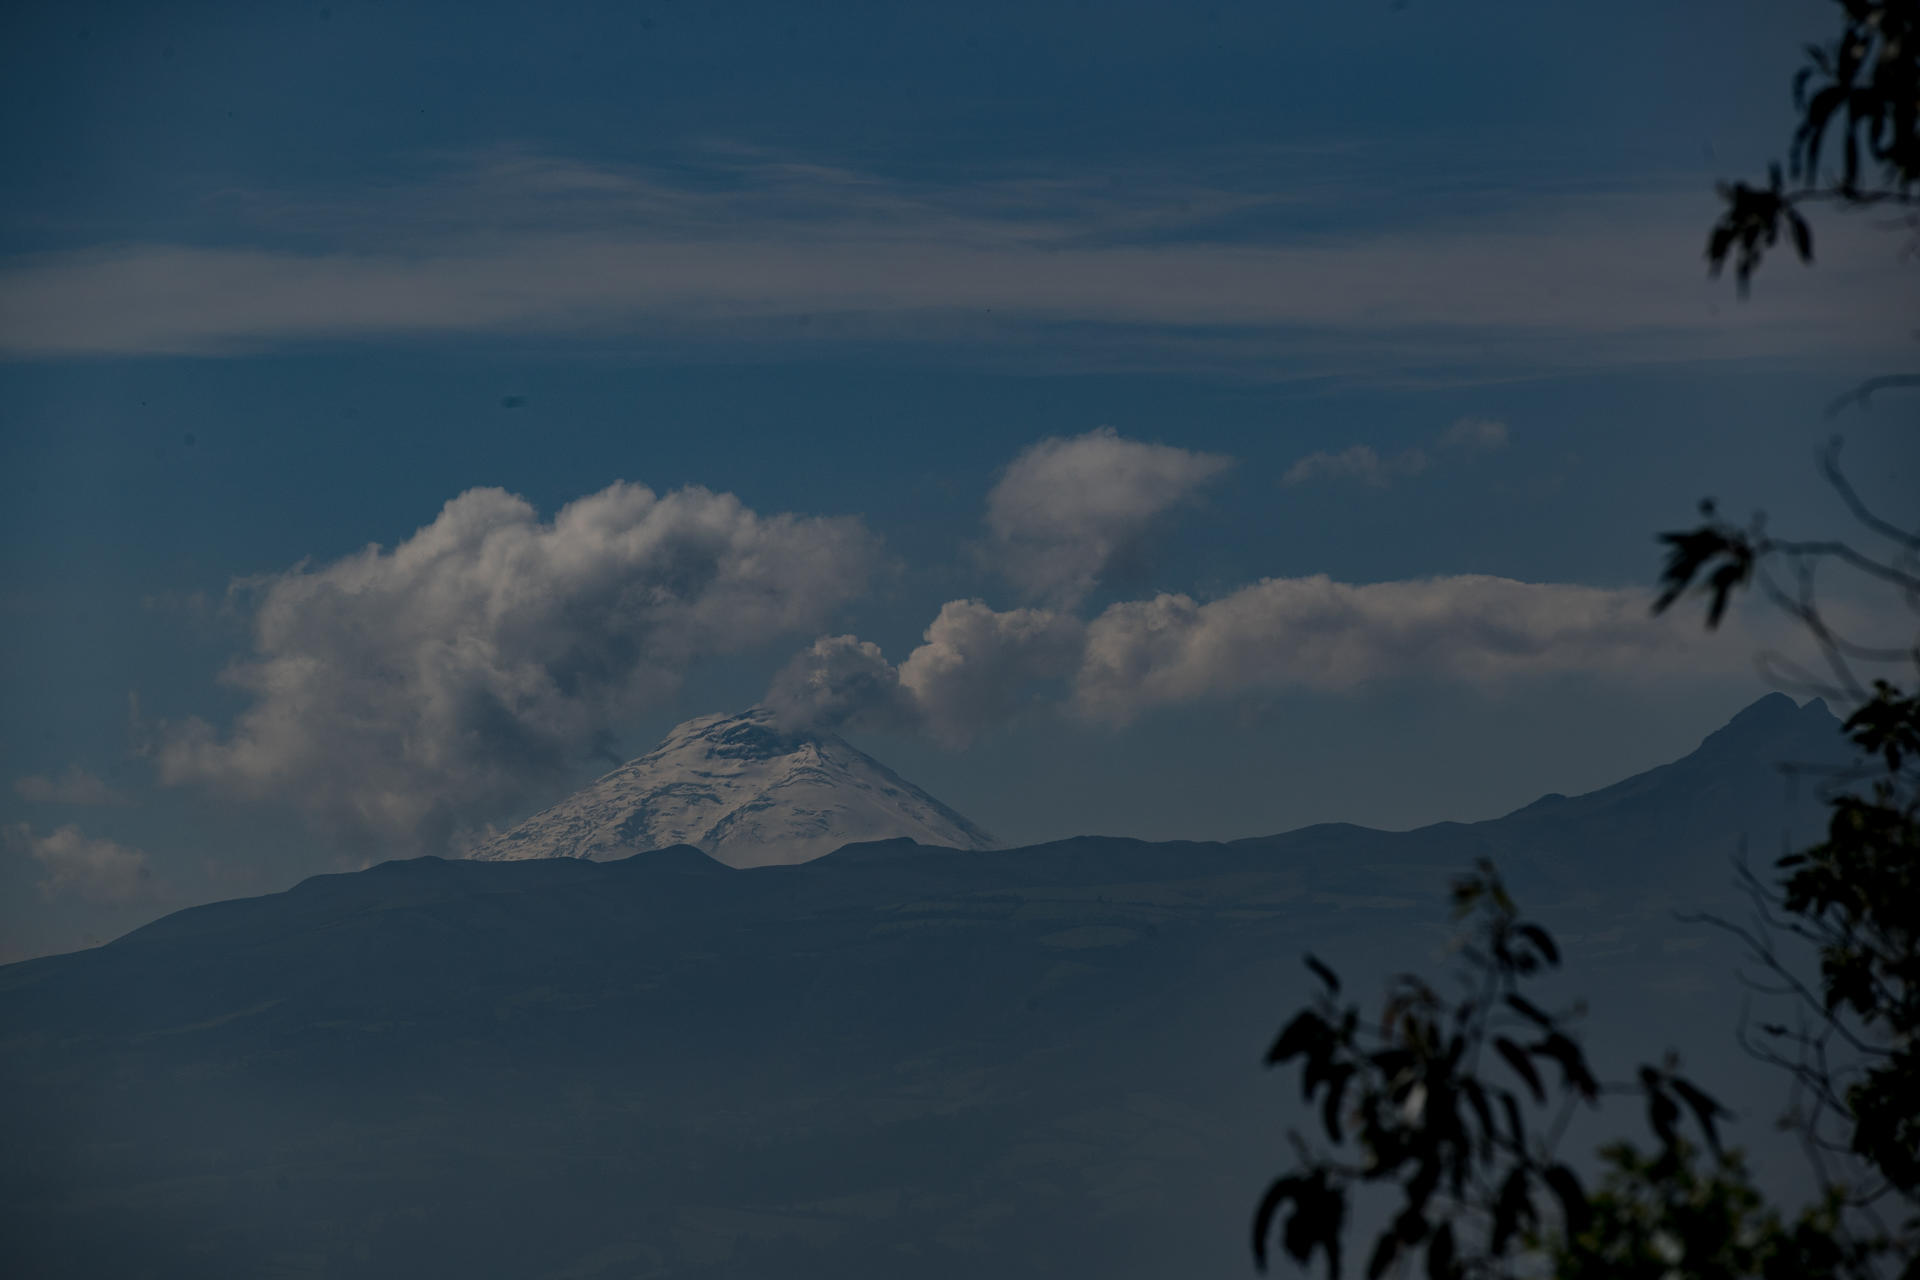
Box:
14, 766, 128, 807
1440, 417, 1509, 451
1283, 443, 1433, 488
1, 149, 1910, 372
1283, 415, 1509, 488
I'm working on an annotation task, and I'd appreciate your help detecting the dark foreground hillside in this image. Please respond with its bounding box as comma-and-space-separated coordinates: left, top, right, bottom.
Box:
0, 695, 1849, 1279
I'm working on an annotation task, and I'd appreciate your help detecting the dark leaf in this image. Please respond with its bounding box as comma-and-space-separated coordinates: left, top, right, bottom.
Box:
1653, 526, 1752, 623
1803, 84, 1846, 177
1460, 1077, 1497, 1154
1491, 1166, 1533, 1255
1371, 1048, 1415, 1081
1707, 223, 1735, 270
1407, 1163, 1440, 1216
1322, 1064, 1355, 1144
1531, 1032, 1599, 1102
1306, 953, 1343, 995
1706, 560, 1746, 626
1670, 1076, 1730, 1154
1544, 1164, 1591, 1236
1426, 1221, 1457, 1280
1267, 1011, 1327, 1065
1283, 1172, 1346, 1277
1499, 1091, 1527, 1150
1514, 923, 1560, 967
1495, 1037, 1545, 1103
1505, 994, 1553, 1027
1252, 1176, 1302, 1271
1786, 208, 1813, 261
1366, 1232, 1399, 1280
1640, 1067, 1681, 1150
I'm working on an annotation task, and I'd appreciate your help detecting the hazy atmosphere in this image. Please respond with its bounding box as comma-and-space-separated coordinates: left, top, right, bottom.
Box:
6, 0, 1911, 959
2, 3, 1916, 1278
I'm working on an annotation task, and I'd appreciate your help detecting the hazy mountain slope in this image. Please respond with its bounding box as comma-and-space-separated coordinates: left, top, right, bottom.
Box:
468, 707, 998, 868
0, 695, 1854, 1280
1230, 691, 1850, 904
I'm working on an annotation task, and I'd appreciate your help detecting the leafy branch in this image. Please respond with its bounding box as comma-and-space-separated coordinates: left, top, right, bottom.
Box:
1706, 0, 1919, 293
1254, 862, 1727, 1280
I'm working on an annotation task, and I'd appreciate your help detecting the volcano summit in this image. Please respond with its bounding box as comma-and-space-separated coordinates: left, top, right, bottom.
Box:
466, 708, 997, 868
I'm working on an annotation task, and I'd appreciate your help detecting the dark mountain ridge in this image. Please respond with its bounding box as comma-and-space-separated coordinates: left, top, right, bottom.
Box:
0, 694, 1854, 1280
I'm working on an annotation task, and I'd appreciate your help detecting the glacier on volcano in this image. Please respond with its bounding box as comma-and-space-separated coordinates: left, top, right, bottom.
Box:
466, 707, 997, 868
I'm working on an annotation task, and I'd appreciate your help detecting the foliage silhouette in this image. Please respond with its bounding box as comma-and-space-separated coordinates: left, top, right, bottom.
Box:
1256, 1, 1919, 1272
1254, 375, 1917, 1280
1255, 562, 1917, 1275
1652, 451, 1919, 1275
1704, 0, 1917, 293
1253, 863, 1792, 1280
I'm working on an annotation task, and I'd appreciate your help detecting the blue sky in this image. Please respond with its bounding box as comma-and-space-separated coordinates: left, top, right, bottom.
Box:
2, 0, 1915, 959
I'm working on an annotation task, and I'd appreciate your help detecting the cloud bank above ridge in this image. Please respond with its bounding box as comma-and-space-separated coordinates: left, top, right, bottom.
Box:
767, 574, 1731, 745
151, 428, 1756, 857
766, 427, 1741, 744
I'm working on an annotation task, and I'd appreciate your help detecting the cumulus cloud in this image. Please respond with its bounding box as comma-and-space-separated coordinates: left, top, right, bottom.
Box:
768, 603, 1084, 746
896, 601, 1086, 745
985, 427, 1232, 606
769, 574, 1734, 743
157, 482, 879, 852
765, 635, 918, 735
760, 424, 1737, 745
8, 824, 153, 903
14, 766, 127, 806
1073, 574, 1718, 722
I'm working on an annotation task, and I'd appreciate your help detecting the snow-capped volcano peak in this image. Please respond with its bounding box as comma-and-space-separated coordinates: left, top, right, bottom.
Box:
467, 707, 997, 868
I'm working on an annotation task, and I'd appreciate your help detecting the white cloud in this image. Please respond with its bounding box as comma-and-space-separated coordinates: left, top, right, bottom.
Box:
766, 603, 1084, 746
14, 766, 127, 806
985, 427, 1232, 605
897, 601, 1086, 746
1282, 443, 1430, 488
769, 575, 1737, 744
1073, 574, 1725, 723
8, 824, 153, 903
156, 481, 879, 852
764, 424, 1743, 745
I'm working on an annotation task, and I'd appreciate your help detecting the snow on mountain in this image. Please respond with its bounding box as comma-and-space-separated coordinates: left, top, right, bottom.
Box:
466, 708, 998, 868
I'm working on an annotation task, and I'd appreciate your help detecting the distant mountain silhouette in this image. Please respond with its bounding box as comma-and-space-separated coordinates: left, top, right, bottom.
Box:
468, 707, 998, 867
1219, 690, 1847, 906
0, 695, 1853, 1280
